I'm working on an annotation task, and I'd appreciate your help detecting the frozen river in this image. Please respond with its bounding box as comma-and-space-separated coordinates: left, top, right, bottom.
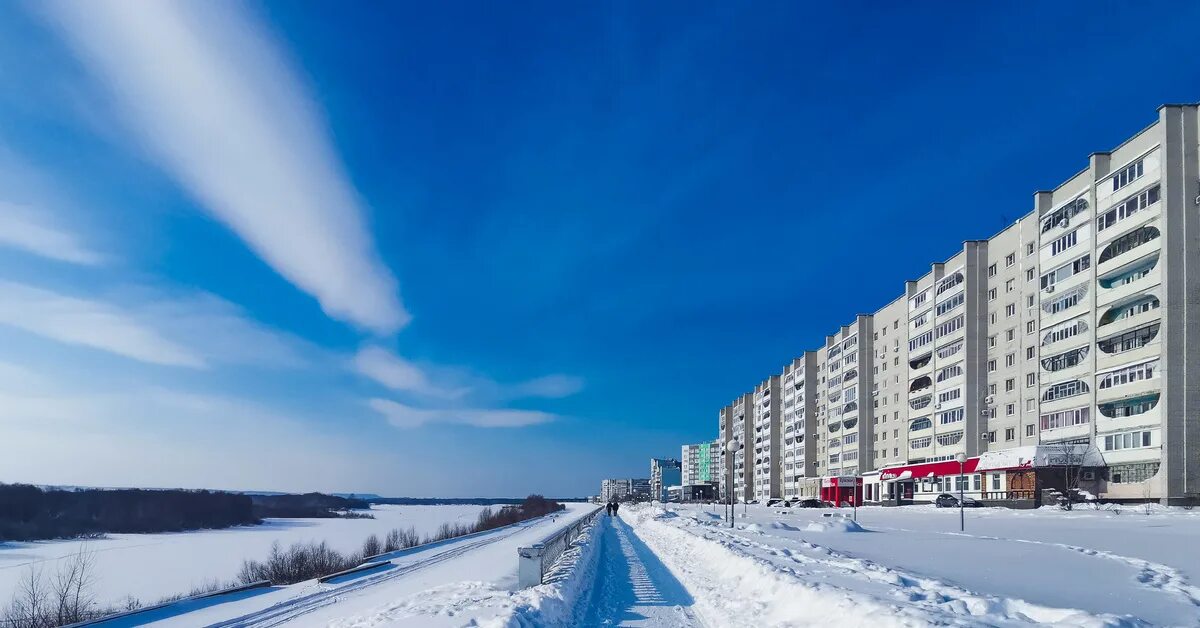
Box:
0, 504, 487, 608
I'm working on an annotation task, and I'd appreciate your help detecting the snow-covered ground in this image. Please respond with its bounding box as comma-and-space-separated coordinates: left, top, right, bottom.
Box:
88, 503, 597, 627
621, 502, 1200, 627
0, 505, 487, 608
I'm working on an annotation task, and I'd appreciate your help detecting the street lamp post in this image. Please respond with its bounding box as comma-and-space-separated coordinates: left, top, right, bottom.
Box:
727, 439, 742, 528
955, 452, 966, 532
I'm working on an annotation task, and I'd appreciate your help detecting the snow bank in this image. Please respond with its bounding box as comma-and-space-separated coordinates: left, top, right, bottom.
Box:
484, 511, 604, 627
626, 504, 1143, 627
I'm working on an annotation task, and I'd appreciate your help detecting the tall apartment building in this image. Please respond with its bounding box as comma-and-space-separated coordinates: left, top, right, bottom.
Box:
710, 104, 1200, 504
751, 376, 781, 501
599, 479, 629, 503
681, 440, 720, 490
821, 317, 872, 478
649, 458, 682, 502
870, 297, 909, 471
730, 392, 754, 502
780, 353, 817, 497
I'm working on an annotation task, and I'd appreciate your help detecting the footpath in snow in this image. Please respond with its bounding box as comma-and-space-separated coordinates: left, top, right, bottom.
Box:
582, 513, 701, 626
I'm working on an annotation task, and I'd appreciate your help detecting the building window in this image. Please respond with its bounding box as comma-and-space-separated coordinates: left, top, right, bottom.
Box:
1099, 295, 1160, 326
1025, 424, 1035, 437
936, 292, 965, 316
1099, 226, 1160, 264
1041, 255, 1091, 290
1026, 269, 1035, 282
1041, 197, 1089, 233
1027, 321, 1036, 334
1006, 354, 1015, 367
1041, 346, 1089, 372
1097, 359, 1159, 389
1027, 243, 1036, 256
1026, 347, 1035, 360
1006, 279, 1015, 294
1103, 429, 1152, 451
1043, 284, 1088, 315
1006, 403, 1015, 416
1110, 158, 1144, 193
1026, 373, 1036, 387
1040, 406, 1089, 430
938, 408, 964, 425
988, 288, 997, 301
1099, 185, 1160, 232
1027, 295, 1035, 308
987, 359, 996, 372
1006, 304, 1016, 317
1006, 253, 1015, 267
1006, 329, 1015, 342
1005, 378, 1015, 392
1109, 461, 1159, 484
1005, 428, 1015, 441
1048, 229, 1079, 257
1042, 379, 1089, 402
1097, 323, 1160, 355
936, 315, 964, 338
988, 264, 997, 277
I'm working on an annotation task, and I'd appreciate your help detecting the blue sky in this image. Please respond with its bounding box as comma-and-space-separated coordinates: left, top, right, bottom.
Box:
0, 2, 1197, 497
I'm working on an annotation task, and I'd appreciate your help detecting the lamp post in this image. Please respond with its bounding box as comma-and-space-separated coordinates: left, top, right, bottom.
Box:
955, 452, 966, 532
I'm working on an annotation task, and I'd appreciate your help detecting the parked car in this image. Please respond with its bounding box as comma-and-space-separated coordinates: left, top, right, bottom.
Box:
795, 499, 828, 508
934, 493, 983, 508
767, 498, 786, 507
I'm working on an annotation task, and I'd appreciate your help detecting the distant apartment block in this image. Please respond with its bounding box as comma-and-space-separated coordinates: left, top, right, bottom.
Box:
713, 104, 1200, 505
649, 458, 682, 502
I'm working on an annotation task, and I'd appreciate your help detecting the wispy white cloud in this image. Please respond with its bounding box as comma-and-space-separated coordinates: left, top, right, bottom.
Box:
0, 280, 204, 368
39, 1, 407, 334
506, 374, 585, 400
353, 345, 582, 405
352, 346, 467, 400
368, 398, 556, 429
0, 201, 103, 265
0, 279, 315, 369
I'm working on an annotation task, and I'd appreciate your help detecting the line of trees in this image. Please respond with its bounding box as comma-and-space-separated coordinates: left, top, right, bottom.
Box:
0, 485, 376, 542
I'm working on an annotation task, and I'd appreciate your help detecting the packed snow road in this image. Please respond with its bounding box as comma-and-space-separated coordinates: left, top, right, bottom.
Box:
582, 514, 702, 626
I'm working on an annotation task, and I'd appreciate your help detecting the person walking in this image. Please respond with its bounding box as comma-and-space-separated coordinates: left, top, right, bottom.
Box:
612, 501, 620, 516
605, 501, 613, 516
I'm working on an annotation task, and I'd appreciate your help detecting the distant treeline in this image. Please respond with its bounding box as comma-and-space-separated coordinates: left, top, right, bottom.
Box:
0, 484, 371, 542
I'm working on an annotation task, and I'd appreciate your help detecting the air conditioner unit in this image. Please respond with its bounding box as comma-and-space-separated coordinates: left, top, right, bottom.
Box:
981, 433, 990, 442
934, 403, 943, 410
1081, 471, 1096, 481
1044, 285, 1055, 294
1058, 217, 1069, 228
984, 395, 994, 404
980, 409, 991, 416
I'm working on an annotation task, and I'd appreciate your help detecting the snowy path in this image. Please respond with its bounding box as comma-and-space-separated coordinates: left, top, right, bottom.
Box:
583, 514, 701, 627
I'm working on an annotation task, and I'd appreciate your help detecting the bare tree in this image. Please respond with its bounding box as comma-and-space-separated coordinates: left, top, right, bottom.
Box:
360, 534, 381, 558
53, 547, 96, 625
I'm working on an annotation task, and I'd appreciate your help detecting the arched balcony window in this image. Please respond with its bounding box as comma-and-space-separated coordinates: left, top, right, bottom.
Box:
1099, 226, 1160, 264
910, 395, 932, 411
1041, 197, 1089, 233
909, 376, 933, 393
842, 402, 858, 415
828, 421, 841, 433
936, 431, 963, 446
842, 417, 858, 430
936, 364, 963, 382
1099, 255, 1158, 289
909, 436, 932, 450
936, 272, 964, 296
843, 369, 858, 382
1042, 379, 1089, 402
909, 417, 932, 431
909, 353, 932, 370
1098, 323, 1159, 355
1042, 319, 1088, 347
1100, 295, 1160, 326
1099, 393, 1159, 418
1041, 346, 1089, 372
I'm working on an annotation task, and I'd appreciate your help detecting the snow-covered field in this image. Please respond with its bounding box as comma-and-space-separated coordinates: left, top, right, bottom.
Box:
619, 502, 1200, 627
0, 505, 487, 608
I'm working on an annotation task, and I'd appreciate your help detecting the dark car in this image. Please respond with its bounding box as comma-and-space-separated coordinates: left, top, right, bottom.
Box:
935, 493, 983, 508
767, 498, 787, 507
796, 499, 828, 508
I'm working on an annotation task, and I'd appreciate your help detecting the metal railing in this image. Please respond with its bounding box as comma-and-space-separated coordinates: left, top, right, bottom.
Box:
517, 506, 602, 588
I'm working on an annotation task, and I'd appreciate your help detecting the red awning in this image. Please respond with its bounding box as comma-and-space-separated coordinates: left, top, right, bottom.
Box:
878, 457, 981, 481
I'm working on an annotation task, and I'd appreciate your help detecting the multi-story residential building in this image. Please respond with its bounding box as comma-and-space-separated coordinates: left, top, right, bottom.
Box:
629, 478, 652, 501
599, 479, 629, 503
870, 297, 909, 472
730, 392, 754, 502
681, 440, 720, 492
751, 376, 781, 501
710, 104, 1200, 505
780, 353, 817, 498
650, 458, 682, 502
822, 317, 871, 479
717, 404, 734, 501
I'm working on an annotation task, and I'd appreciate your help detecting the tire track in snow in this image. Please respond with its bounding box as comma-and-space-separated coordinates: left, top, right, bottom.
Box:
583, 515, 701, 627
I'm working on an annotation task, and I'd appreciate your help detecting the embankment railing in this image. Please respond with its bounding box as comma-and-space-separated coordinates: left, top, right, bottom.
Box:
516, 506, 602, 588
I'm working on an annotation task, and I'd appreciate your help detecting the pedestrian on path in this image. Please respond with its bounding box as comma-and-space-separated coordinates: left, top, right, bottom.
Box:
612, 501, 620, 516
605, 501, 613, 516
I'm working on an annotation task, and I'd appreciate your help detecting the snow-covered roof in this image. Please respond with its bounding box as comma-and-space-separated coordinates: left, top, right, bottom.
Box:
975, 444, 1105, 471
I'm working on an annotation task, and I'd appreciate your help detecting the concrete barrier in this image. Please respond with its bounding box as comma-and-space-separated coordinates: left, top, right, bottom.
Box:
317, 560, 391, 583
